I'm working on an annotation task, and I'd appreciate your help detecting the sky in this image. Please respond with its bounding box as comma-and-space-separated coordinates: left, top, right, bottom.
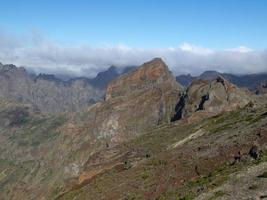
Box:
0, 0, 267, 77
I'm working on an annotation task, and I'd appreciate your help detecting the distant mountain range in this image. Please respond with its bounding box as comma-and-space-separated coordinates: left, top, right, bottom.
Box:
0, 62, 137, 113
176, 70, 267, 92
0, 61, 266, 114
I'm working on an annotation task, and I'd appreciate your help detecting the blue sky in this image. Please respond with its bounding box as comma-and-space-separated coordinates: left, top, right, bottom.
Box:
0, 0, 266, 76
1, 0, 267, 49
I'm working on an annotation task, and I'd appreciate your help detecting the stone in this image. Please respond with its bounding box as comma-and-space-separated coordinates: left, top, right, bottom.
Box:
171, 76, 252, 121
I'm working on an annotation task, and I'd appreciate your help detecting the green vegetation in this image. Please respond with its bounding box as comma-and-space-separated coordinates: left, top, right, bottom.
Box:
178, 195, 193, 200
0, 169, 8, 181
6, 115, 67, 146
141, 170, 150, 180
206, 107, 267, 134
148, 158, 168, 166
208, 191, 225, 200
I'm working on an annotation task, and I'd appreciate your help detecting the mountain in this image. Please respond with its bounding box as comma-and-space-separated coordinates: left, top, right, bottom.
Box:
198, 70, 221, 80
173, 74, 195, 88
88, 66, 120, 89
87, 58, 182, 142
171, 76, 252, 122
0, 63, 105, 113
0, 58, 183, 199
176, 71, 267, 92
0, 59, 266, 200
87, 65, 137, 89
0, 62, 137, 114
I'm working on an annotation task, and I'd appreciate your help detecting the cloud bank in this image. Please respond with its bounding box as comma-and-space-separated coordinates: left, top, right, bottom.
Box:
0, 30, 266, 77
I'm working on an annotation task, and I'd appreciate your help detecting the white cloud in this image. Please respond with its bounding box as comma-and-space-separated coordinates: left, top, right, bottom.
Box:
0, 30, 266, 77
226, 46, 253, 53
179, 43, 214, 55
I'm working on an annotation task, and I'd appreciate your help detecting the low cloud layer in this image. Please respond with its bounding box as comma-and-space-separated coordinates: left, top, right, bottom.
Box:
0, 30, 266, 77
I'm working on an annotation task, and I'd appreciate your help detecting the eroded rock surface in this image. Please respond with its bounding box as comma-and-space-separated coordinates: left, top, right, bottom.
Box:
0, 64, 104, 113
172, 76, 252, 121
86, 58, 183, 142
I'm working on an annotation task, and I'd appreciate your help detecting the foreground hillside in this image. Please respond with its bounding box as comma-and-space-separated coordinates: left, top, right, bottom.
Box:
57, 102, 267, 200
0, 58, 266, 200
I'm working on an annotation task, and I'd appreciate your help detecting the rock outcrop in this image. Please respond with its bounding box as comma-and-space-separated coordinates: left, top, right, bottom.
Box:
256, 81, 267, 95
172, 76, 252, 121
86, 58, 183, 142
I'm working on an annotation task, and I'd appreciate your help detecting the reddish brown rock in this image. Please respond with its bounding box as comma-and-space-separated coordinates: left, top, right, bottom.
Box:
106, 58, 178, 100
87, 58, 183, 142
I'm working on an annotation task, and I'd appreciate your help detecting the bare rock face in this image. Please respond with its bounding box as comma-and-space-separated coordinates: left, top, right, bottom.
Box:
256, 81, 267, 95
106, 58, 178, 100
0, 64, 104, 113
172, 76, 252, 121
87, 58, 183, 142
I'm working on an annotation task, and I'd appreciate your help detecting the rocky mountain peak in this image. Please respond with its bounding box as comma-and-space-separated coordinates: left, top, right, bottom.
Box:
83, 58, 182, 142
0, 62, 104, 113
171, 76, 252, 121
88, 65, 119, 89
106, 58, 179, 100
0, 64, 25, 73
199, 70, 221, 80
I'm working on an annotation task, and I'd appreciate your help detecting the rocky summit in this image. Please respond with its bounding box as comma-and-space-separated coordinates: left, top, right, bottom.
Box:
0, 58, 266, 200
171, 76, 253, 121
83, 58, 183, 143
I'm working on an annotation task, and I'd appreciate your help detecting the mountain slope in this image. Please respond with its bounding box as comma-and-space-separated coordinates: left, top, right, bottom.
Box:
0, 63, 104, 113
88, 66, 120, 89
58, 99, 267, 200
0, 58, 182, 199
0, 59, 266, 200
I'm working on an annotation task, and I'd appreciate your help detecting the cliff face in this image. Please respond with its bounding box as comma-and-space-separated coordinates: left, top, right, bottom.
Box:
0, 64, 104, 113
172, 76, 252, 121
86, 58, 183, 142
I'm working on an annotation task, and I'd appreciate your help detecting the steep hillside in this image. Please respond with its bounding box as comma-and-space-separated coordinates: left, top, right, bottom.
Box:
0, 58, 182, 199
58, 98, 267, 200
0, 63, 104, 113
82, 58, 183, 143
0, 58, 266, 200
